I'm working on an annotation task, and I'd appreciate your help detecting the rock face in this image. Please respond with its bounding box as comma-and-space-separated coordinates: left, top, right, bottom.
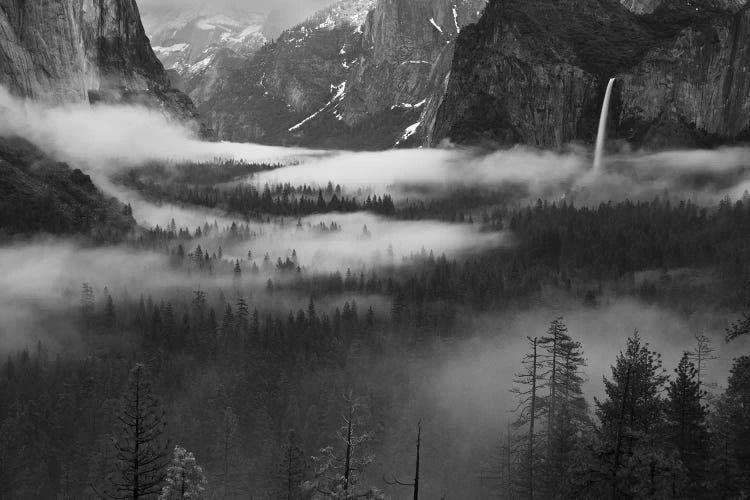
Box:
0, 0, 208, 135
621, 0, 747, 14
339, 0, 486, 146
617, 5, 750, 147
197, 0, 486, 149
341, 0, 484, 122
431, 0, 750, 149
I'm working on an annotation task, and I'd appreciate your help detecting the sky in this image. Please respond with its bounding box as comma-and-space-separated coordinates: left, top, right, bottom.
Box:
138, 0, 336, 38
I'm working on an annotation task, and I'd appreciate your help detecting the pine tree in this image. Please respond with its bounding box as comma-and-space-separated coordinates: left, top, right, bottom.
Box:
539, 319, 567, 443
99, 364, 168, 499
544, 332, 589, 497
665, 354, 709, 498
511, 336, 545, 499
233, 260, 241, 282
686, 333, 717, 387
159, 446, 208, 499
712, 355, 750, 496
593, 331, 672, 499
306, 392, 380, 499
210, 406, 247, 497
273, 429, 308, 500
102, 294, 116, 329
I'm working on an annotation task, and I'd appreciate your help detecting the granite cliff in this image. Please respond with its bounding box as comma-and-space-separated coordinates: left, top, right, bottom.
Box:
0, 0, 208, 136
430, 0, 750, 149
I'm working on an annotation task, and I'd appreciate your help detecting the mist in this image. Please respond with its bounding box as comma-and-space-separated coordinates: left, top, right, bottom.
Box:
5, 78, 750, 498
4, 85, 750, 213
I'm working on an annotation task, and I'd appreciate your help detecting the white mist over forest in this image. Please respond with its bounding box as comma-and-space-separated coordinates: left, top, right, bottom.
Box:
3, 83, 750, 499
3, 87, 750, 207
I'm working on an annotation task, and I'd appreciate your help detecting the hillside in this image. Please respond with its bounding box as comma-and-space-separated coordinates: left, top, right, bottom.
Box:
0, 137, 135, 241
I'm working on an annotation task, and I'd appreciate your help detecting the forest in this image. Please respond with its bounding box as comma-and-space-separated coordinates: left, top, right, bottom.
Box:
3, 151, 750, 500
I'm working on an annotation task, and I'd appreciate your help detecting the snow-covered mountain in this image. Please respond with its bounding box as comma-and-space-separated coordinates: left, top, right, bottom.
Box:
140, 0, 486, 149
142, 4, 267, 85
194, 0, 486, 149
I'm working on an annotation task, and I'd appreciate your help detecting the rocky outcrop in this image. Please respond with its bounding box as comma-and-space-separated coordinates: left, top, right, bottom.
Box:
0, 0, 208, 136
431, 0, 750, 149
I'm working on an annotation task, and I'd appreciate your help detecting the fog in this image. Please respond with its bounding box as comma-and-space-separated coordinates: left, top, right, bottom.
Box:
4, 86, 750, 211
0, 87, 315, 169
5, 82, 750, 498
0, 208, 507, 351
348, 294, 750, 498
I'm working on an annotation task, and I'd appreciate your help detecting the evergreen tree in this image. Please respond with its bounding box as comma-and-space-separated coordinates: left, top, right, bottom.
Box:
306, 392, 379, 499
591, 332, 672, 499
159, 446, 208, 499
544, 331, 589, 497
665, 354, 709, 498
712, 356, 750, 496
273, 429, 308, 500
511, 336, 545, 499
210, 406, 247, 497
104, 294, 116, 329
99, 364, 168, 499
686, 333, 717, 390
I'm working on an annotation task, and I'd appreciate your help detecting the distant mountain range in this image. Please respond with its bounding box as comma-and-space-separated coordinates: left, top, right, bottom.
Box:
142, 4, 268, 89
141, 0, 487, 149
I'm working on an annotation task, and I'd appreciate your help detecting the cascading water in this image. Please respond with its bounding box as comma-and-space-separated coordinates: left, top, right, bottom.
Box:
593, 77, 615, 172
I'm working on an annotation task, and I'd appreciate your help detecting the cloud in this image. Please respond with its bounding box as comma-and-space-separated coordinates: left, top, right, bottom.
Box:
420, 295, 750, 450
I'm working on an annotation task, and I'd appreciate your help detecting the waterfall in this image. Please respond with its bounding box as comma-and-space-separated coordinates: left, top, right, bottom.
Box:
593, 77, 615, 172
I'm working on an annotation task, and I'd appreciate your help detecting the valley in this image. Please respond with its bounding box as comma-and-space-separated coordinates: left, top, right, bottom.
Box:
2, 0, 750, 499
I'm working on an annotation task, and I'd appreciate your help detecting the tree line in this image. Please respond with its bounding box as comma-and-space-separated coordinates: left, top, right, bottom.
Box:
492, 318, 750, 499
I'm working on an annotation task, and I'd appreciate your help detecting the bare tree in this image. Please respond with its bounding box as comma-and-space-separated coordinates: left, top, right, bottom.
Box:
686, 333, 718, 388
384, 420, 421, 500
